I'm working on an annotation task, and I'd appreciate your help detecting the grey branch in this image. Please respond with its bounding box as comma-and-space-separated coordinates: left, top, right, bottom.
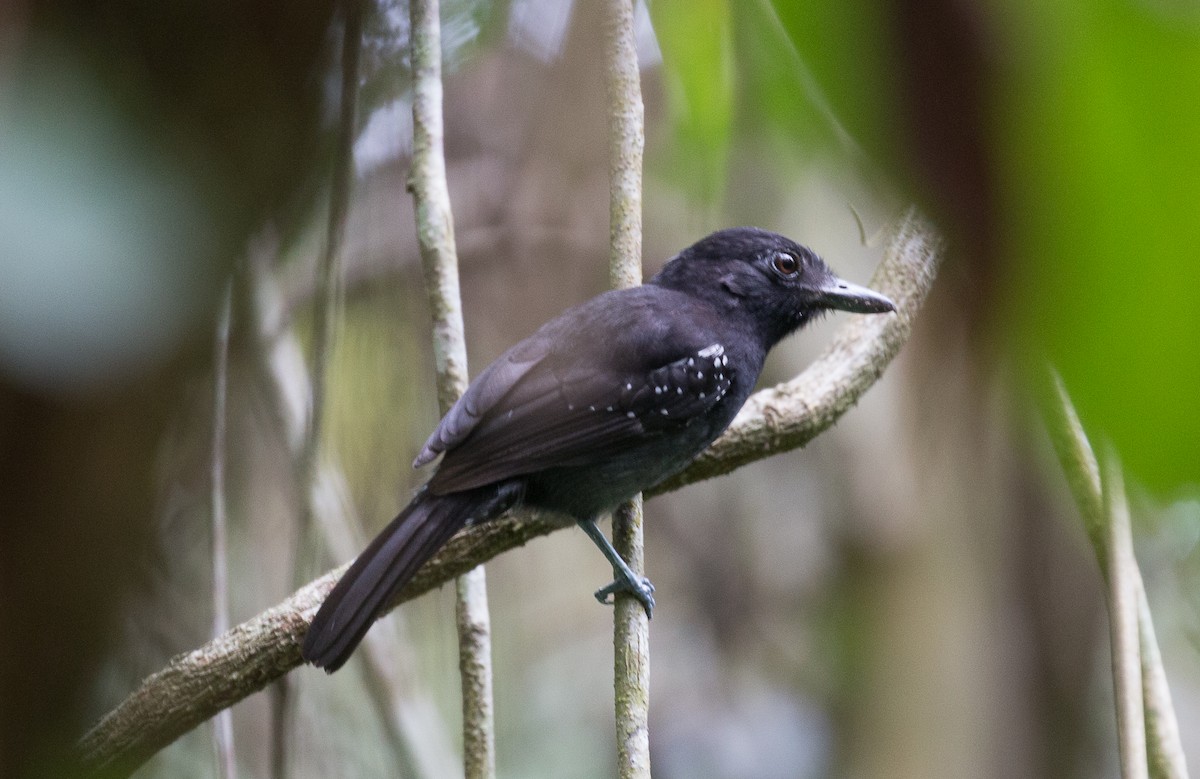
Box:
76, 208, 941, 778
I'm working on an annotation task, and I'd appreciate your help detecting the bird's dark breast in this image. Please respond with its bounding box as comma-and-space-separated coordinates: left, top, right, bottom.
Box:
522, 422, 718, 520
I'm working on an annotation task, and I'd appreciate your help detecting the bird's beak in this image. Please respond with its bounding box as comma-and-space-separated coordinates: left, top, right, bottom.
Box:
815, 276, 896, 314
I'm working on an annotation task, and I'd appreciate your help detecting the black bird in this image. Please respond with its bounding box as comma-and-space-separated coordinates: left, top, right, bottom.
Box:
302, 228, 894, 671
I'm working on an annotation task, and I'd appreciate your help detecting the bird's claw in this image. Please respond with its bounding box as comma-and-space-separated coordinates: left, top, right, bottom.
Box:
594, 575, 656, 618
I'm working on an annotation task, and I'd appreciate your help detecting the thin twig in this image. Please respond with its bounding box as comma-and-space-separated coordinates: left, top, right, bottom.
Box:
605, 0, 645, 290
1043, 373, 1104, 553
76, 211, 941, 779
1104, 453, 1149, 779
603, 1, 650, 776
1043, 372, 1189, 779
210, 283, 238, 779
610, 495, 650, 777
407, 0, 495, 776
271, 3, 363, 775
1138, 584, 1189, 779
455, 569, 494, 779
407, 0, 470, 411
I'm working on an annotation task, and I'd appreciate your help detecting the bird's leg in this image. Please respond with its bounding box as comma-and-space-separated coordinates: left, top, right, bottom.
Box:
576, 518, 655, 618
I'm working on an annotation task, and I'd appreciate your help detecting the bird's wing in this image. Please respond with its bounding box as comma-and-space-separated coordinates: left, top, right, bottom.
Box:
412, 336, 547, 469
419, 290, 734, 494
427, 341, 733, 493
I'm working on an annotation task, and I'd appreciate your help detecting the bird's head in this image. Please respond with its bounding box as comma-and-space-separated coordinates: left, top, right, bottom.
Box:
651, 227, 895, 348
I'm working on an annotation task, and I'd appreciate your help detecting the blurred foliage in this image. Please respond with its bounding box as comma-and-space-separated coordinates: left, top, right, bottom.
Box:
2, 3, 338, 774
995, 0, 1200, 496
323, 279, 438, 523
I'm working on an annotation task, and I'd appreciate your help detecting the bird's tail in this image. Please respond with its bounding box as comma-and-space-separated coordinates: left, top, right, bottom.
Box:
302, 483, 519, 672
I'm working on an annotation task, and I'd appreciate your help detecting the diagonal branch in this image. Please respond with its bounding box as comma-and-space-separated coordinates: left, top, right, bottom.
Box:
76, 208, 941, 778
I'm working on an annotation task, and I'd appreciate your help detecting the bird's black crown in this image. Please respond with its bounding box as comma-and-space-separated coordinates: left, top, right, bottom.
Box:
650, 227, 891, 349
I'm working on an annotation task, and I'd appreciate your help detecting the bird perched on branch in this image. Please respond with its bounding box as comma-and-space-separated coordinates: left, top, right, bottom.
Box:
302, 227, 895, 671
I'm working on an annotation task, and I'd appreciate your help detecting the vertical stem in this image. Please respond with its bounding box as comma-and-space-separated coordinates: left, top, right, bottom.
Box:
1045, 373, 1105, 555
455, 566, 495, 779
1137, 584, 1189, 779
1044, 372, 1187, 779
408, 0, 470, 409
605, 0, 645, 288
271, 2, 362, 776
1104, 454, 1148, 779
611, 495, 650, 777
604, 1, 649, 777
408, 1, 494, 776
210, 283, 237, 779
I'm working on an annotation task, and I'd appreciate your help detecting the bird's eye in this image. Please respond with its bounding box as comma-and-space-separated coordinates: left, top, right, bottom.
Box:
771, 252, 799, 277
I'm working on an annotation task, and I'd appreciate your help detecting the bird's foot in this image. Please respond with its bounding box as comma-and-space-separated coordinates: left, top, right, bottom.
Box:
594, 574, 656, 618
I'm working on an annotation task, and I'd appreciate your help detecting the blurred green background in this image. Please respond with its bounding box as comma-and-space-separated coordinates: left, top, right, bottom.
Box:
2, 0, 1198, 777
